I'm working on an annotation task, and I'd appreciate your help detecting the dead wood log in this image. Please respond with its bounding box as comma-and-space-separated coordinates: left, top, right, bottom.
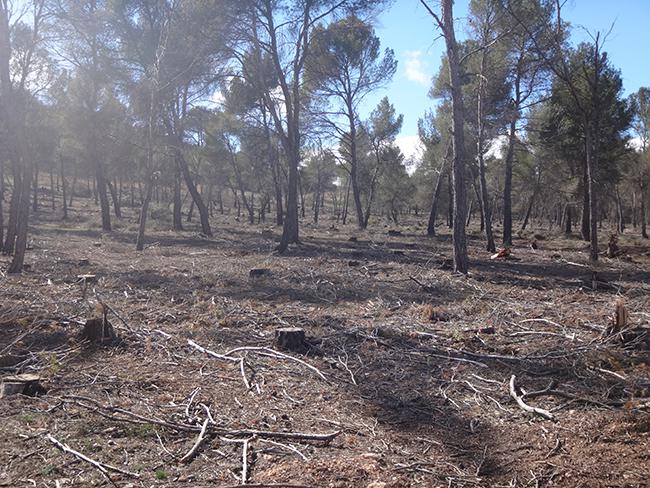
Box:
274, 328, 307, 353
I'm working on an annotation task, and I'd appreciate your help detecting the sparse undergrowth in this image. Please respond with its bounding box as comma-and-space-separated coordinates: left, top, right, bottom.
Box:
1, 201, 649, 487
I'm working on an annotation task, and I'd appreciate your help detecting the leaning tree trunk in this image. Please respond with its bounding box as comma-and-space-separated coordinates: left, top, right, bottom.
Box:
442, 0, 468, 273
175, 145, 212, 237
136, 177, 153, 251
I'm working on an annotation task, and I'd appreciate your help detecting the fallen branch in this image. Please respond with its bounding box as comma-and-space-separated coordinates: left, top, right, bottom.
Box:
179, 417, 211, 463
509, 375, 553, 420
225, 346, 329, 383
59, 396, 340, 443
47, 433, 140, 479
523, 382, 620, 409
187, 339, 251, 389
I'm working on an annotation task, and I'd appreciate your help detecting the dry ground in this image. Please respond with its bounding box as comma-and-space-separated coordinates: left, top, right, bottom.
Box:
1, 196, 649, 488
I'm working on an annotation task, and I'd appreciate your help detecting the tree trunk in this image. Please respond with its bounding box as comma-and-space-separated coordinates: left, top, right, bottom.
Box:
342, 175, 351, 225
442, 0, 468, 273
172, 164, 183, 231
68, 168, 76, 208
32, 166, 38, 213
3, 166, 20, 254
136, 178, 153, 251
585, 128, 598, 261
581, 159, 590, 241
476, 50, 495, 252
344, 104, 366, 230
8, 162, 32, 273
427, 157, 447, 236
107, 180, 121, 218
641, 188, 648, 239
277, 149, 300, 252
447, 171, 453, 228
60, 157, 68, 220
175, 147, 211, 236
49, 164, 55, 211
95, 166, 112, 231
616, 186, 624, 233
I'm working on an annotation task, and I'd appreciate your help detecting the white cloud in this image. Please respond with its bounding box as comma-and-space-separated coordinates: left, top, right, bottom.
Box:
404, 50, 429, 86
396, 135, 424, 163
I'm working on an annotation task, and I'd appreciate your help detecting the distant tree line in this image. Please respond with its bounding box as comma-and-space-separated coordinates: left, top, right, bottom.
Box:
0, 0, 648, 274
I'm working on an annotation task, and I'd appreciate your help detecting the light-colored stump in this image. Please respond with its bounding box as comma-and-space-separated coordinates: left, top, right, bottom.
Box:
1, 374, 44, 398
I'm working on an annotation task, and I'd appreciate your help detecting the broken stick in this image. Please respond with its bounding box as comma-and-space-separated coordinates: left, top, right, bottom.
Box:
46, 433, 140, 478
509, 375, 554, 420
179, 417, 211, 463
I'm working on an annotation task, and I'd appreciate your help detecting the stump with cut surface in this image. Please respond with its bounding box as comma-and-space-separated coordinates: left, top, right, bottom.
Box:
1, 374, 45, 398
275, 327, 307, 352
81, 318, 116, 344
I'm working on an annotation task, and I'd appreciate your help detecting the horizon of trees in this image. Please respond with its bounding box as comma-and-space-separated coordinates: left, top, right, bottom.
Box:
1, 0, 648, 275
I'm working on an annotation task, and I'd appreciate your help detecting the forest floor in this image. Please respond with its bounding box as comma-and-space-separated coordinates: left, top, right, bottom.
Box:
1, 195, 649, 488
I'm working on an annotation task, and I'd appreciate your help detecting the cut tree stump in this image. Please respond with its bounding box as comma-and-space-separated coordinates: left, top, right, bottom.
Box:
81, 318, 116, 344
249, 269, 271, 281
274, 328, 307, 352
1, 374, 45, 398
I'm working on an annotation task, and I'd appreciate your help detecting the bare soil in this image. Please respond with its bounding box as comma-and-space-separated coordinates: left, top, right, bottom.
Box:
1, 197, 649, 487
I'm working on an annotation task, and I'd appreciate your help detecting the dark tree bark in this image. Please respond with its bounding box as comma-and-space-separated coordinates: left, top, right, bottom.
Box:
172, 164, 183, 231
581, 159, 590, 241
564, 203, 572, 234
60, 157, 68, 220
641, 189, 648, 238
427, 149, 449, 236
32, 166, 38, 212
107, 180, 121, 218
616, 186, 624, 233
169, 128, 212, 236
49, 164, 55, 210
475, 45, 495, 252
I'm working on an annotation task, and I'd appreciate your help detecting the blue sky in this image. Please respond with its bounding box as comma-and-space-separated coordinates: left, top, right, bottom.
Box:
365, 0, 650, 159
